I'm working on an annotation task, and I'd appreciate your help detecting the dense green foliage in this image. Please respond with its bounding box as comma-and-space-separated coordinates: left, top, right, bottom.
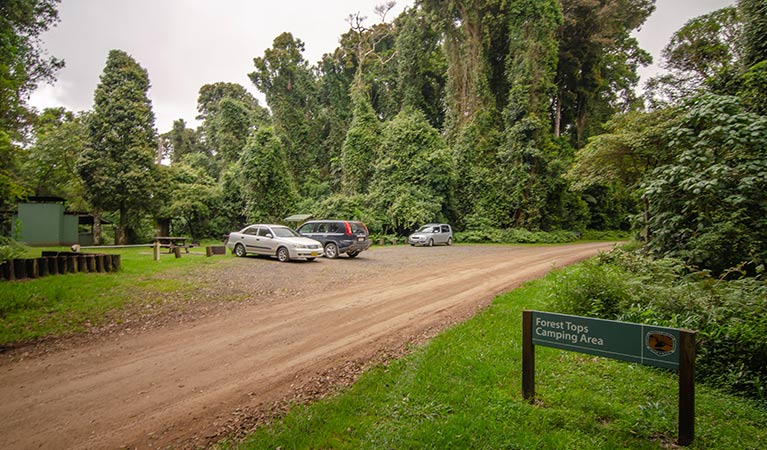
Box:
370, 107, 454, 233
0, 0, 63, 213
237, 127, 298, 223
643, 94, 767, 274
0, 0, 63, 135
550, 248, 767, 403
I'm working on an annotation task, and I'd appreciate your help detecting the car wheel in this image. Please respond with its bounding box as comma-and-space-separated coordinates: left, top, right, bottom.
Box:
277, 246, 290, 262
234, 243, 246, 257
428, 238, 434, 247
324, 242, 339, 259
347, 250, 359, 258
447, 237, 453, 246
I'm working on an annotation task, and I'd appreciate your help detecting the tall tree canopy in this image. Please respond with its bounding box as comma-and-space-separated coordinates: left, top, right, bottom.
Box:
645, 6, 743, 103
23, 108, 88, 205
0, 0, 63, 136
250, 33, 322, 191
554, 0, 654, 147
77, 49, 159, 244
196, 82, 270, 164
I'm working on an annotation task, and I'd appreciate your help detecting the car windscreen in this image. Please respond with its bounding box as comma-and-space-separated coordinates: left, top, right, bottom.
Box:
418, 225, 435, 232
350, 222, 367, 234
272, 227, 300, 238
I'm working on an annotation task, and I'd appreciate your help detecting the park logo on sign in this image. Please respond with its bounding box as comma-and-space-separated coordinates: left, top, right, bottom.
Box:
646, 331, 676, 357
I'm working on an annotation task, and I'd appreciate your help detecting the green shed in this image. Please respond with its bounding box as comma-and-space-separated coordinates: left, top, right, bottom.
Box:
12, 197, 78, 246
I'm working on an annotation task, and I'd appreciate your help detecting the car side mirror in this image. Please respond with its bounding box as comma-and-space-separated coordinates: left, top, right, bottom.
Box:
265, 233, 273, 239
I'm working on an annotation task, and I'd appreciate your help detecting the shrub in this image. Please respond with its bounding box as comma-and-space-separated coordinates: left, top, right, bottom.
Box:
549, 248, 767, 403
0, 237, 24, 263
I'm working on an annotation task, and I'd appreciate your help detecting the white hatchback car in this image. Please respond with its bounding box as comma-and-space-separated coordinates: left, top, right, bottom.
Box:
408, 223, 453, 246
226, 224, 323, 262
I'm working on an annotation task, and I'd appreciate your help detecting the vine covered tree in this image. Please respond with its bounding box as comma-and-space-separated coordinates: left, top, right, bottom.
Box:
237, 127, 298, 223
77, 50, 160, 244
250, 33, 322, 192
369, 107, 455, 233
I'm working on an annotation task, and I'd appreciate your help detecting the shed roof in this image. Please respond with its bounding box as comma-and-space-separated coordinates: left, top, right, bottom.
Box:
284, 214, 313, 222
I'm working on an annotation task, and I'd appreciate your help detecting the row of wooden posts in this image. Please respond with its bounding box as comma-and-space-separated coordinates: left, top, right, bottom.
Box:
1, 252, 121, 282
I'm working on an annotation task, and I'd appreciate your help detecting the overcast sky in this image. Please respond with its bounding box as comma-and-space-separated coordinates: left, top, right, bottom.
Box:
29, 0, 735, 133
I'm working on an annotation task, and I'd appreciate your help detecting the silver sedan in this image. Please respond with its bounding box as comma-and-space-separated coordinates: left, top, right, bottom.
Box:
226, 224, 323, 262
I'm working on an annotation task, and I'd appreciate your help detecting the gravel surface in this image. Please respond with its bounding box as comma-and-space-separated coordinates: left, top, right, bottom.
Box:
0, 243, 619, 449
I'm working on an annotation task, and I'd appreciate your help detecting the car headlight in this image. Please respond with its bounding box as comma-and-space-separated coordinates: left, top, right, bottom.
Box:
293, 244, 307, 249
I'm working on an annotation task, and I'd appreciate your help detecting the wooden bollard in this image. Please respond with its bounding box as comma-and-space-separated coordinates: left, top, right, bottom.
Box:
1, 259, 14, 281
87, 255, 96, 272
25, 259, 38, 278
13, 258, 27, 279
68, 255, 77, 273
48, 257, 58, 275
206, 246, 213, 257
95, 254, 104, 272
58, 256, 68, 274
111, 254, 121, 271
77, 255, 87, 273
174, 246, 181, 258
37, 258, 49, 277
103, 254, 113, 272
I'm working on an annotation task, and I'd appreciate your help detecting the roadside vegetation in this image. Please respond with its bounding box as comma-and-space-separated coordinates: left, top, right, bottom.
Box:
550, 247, 767, 403
0, 245, 229, 344
221, 263, 767, 450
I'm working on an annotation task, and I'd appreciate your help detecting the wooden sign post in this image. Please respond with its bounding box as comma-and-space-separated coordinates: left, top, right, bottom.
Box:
522, 310, 695, 446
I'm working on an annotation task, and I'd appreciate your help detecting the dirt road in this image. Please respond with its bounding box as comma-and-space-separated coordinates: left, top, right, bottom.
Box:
0, 242, 617, 449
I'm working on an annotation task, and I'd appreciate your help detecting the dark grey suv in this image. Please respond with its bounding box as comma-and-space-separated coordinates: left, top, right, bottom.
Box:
296, 220, 371, 258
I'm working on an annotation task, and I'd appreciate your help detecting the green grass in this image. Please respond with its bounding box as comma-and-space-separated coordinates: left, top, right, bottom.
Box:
0, 245, 231, 344
223, 272, 767, 449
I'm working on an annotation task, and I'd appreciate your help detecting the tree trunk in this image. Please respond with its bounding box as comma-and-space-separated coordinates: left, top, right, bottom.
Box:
93, 209, 102, 245
641, 195, 649, 242
116, 206, 127, 245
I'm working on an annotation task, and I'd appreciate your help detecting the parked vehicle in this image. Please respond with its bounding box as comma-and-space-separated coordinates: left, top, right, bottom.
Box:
296, 220, 371, 258
408, 223, 453, 246
226, 224, 323, 262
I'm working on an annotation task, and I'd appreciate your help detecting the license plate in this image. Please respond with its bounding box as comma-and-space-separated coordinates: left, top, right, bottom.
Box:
357, 237, 364, 242
311, 252, 319, 256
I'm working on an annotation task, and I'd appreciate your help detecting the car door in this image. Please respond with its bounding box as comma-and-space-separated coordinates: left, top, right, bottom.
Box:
432, 225, 443, 244
440, 225, 451, 244
238, 226, 261, 253
297, 222, 316, 240
258, 226, 279, 254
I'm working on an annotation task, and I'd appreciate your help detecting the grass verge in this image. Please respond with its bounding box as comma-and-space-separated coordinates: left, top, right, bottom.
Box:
223, 270, 767, 449
0, 245, 230, 344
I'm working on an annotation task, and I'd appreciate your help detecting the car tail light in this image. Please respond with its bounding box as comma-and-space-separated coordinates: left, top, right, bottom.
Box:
361, 223, 369, 235
344, 221, 352, 236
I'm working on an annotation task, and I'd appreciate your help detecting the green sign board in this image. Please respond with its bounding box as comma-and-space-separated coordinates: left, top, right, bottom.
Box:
531, 311, 681, 369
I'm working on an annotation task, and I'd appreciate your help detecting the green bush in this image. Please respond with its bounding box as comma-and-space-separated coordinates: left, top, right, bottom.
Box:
549, 248, 767, 404
0, 237, 24, 263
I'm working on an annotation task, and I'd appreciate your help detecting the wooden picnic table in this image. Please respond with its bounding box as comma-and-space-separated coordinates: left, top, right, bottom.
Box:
154, 236, 191, 253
